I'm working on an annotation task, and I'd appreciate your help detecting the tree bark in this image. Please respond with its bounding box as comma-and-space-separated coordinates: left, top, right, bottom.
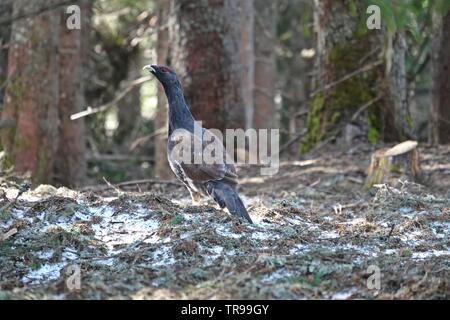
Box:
54, 1, 90, 187
115, 49, 142, 146
239, 0, 255, 130
382, 31, 413, 141
155, 0, 173, 179
0, 1, 12, 108
1, 0, 60, 183
303, 0, 411, 152
1, 0, 89, 186
431, 11, 450, 144
253, 0, 277, 130
169, 0, 245, 133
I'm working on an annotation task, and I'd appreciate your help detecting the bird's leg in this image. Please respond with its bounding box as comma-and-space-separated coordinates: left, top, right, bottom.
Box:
189, 191, 203, 206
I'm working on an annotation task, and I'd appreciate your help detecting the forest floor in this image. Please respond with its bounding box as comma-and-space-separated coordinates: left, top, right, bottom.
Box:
0, 143, 449, 299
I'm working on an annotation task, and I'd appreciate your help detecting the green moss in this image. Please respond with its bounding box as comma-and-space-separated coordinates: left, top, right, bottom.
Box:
302, 36, 380, 153
301, 94, 325, 154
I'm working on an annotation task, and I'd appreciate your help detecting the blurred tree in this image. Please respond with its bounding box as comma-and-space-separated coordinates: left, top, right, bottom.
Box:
154, 0, 173, 179
169, 0, 245, 133
276, 0, 314, 145
1, 0, 89, 186
239, 0, 255, 130
54, 0, 91, 187
431, 10, 450, 144
0, 1, 12, 110
253, 0, 277, 130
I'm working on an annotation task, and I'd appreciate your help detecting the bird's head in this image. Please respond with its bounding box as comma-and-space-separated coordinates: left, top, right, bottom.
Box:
143, 64, 179, 87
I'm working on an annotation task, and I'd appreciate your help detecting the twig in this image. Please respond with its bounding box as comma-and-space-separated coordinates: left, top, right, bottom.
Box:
310, 60, 383, 97
279, 129, 307, 154
82, 179, 182, 191
0, 228, 17, 241
0, 183, 30, 214
129, 127, 167, 151
102, 177, 122, 196
70, 75, 152, 120
311, 95, 383, 153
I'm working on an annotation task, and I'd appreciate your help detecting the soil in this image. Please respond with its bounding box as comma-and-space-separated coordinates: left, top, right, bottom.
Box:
0, 143, 449, 299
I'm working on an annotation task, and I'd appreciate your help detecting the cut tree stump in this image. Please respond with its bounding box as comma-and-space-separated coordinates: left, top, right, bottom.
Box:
364, 141, 421, 189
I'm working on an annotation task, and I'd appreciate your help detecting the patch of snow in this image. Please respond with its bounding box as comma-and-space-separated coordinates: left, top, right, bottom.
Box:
36, 250, 54, 260
251, 231, 279, 240
319, 230, 340, 240
22, 263, 66, 284
260, 268, 292, 284
215, 225, 242, 239
429, 221, 450, 239
62, 249, 78, 261
152, 247, 176, 267
384, 249, 397, 255
331, 289, 357, 300
290, 243, 312, 255
412, 250, 450, 260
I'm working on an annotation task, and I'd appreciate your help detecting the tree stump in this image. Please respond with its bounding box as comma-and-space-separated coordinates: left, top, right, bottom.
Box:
364, 141, 421, 189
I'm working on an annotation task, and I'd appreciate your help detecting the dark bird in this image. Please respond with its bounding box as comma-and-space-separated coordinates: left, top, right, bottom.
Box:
143, 64, 253, 224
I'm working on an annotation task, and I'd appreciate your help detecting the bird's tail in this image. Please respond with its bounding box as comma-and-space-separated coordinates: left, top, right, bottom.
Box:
205, 181, 253, 224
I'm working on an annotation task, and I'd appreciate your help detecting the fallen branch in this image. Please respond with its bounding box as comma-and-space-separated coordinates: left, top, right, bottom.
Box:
0, 228, 17, 242
82, 178, 182, 191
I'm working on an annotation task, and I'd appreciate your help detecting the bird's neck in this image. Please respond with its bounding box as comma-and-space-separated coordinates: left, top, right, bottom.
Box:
164, 83, 194, 135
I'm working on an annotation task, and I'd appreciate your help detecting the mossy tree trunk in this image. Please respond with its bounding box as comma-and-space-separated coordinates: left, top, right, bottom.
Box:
169, 0, 245, 133
302, 0, 382, 153
302, 1, 413, 153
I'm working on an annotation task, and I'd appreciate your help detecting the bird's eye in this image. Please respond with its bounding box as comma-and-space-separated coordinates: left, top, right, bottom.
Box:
160, 67, 171, 73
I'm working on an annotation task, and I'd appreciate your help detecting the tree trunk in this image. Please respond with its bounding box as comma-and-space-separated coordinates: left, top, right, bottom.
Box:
54, 1, 90, 187
115, 49, 142, 146
154, 0, 173, 179
1, 0, 60, 183
1, 0, 89, 186
303, 1, 411, 153
431, 11, 450, 144
239, 0, 255, 130
382, 31, 413, 141
253, 0, 277, 130
0, 1, 12, 108
364, 140, 421, 189
169, 0, 245, 133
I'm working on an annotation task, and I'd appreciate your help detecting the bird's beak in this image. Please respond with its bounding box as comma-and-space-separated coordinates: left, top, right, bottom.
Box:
143, 65, 156, 74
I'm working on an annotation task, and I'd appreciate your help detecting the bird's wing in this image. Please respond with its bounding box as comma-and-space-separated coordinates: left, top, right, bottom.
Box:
168, 128, 238, 184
